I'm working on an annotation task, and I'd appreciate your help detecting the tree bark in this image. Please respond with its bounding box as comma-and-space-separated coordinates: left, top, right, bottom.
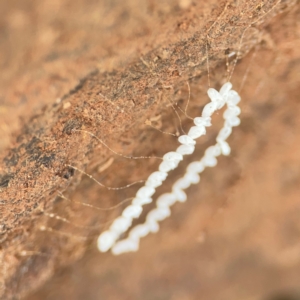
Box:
0, 0, 299, 299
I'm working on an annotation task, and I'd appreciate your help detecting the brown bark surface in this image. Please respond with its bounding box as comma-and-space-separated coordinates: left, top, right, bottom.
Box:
0, 0, 300, 299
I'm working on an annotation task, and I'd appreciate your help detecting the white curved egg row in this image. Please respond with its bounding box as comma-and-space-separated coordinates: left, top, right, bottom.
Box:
97, 82, 241, 255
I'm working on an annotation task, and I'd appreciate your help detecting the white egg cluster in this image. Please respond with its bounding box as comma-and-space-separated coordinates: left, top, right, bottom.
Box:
97, 82, 241, 255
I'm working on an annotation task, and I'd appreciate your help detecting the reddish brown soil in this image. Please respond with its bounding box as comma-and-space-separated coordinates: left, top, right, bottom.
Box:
0, 0, 300, 299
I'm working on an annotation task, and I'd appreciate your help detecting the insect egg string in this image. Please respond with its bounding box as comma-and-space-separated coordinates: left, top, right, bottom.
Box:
106, 29, 265, 254
97, 13, 260, 253
111, 84, 241, 254
40, 0, 277, 253
97, 81, 242, 253
97, 6, 253, 255
34, 53, 244, 257
61, 86, 235, 247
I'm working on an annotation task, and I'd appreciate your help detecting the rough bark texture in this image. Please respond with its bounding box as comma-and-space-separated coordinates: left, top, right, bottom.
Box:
0, 0, 299, 299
